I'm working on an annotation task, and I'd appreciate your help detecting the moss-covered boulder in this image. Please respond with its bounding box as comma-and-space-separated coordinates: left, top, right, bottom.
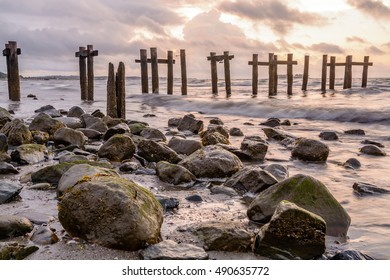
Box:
156, 161, 196, 185
58, 175, 163, 251
98, 134, 136, 162
29, 113, 65, 136
254, 200, 326, 259
0, 119, 33, 146
0, 215, 33, 239
0, 242, 39, 260
0, 107, 12, 129
179, 145, 243, 178
291, 138, 329, 162
247, 174, 351, 237
10, 144, 47, 165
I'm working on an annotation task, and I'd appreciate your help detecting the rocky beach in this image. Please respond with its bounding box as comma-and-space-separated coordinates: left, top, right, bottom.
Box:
1, 77, 390, 260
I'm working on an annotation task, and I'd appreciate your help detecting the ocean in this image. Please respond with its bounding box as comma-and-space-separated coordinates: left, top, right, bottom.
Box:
1, 76, 390, 259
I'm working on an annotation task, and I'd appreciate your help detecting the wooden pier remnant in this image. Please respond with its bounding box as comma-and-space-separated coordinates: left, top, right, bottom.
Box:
207, 51, 234, 96
301, 55, 310, 91
135, 48, 176, 94
107, 62, 126, 119
75, 44, 98, 101
2, 41, 21, 101
321, 54, 328, 93
180, 49, 187, 95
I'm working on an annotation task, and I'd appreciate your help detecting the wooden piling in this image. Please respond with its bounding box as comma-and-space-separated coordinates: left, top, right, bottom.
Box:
343, 55, 352, 89
116, 62, 126, 119
362, 56, 369, 88
210, 52, 218, 95
167, 51, 174, 95
273, 55, 278, 94
180, 49, 187, 95
77, 47, 88, 100
329, 56, 336, 90
106, 63, 117, 118
287, 53, 293, 95
251, 54, 258, 96
268, 53, 275, 96
140, 49, 148, 93
86, 45, 96, 101
224, 51, 232, 96
302, 55, 309, 91
321, 54, 328, 93
150, 47, 159, 93
3, 41, 21, 101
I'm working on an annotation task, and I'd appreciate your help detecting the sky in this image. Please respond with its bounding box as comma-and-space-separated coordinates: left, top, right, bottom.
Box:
0, 0, 390, 78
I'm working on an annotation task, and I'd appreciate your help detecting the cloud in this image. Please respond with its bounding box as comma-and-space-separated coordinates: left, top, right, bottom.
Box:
309, 43, 344, 54
347, 0, 390, 20
218, 0, 327, 35
366, 45, 386, 55
347, 36, 367, 44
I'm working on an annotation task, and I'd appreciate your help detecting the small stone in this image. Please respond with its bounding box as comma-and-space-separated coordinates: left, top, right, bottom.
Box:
343, 158, 361, 169
0, 215, 33, 239
119, 161, 141, 172
319, 131, 339, 141
330, 249, 374, 260
27, 183, 52, 191
67, 106, 85, 118
353, 182, 390, 195
0, 162, 19, 175
210, 185, 238, 197
209, 118, 224, 125
360, 145, 386, 156
140, 240, 208, 260
30, 225, 59, 245
168, 117, 182, 127
345, 129, 365, 135
361, 140, 384, 148
229, 127, 244, 136
185, 194, 203, 202
260, 118, 281, 127
0, 242, 39, 260
291, 138, 329, 162
0, 181, 23, 204
177, 114, 203, 134
155, 195, 180, 211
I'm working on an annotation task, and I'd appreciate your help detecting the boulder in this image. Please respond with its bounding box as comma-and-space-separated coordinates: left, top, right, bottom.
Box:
352, 182, 390, 195
253, 200, 326, 259
0, 119, 32, 146
128, 122, 148, 135
209, 117, 224, 125
263, 164, 289, 181
0, 162, 18, 175
319, 131, 339, 141
34, 105, 61, 117
140, 127, 166, 141
0, 242, 39, 260
247, 174, 351, 237
203, 125, 229, 138
0, 133, 7, 153
179, 145, 243, 178
201, 131, 230, 146
54, 127, 86, 148
58, 176, 163, 251
168, 117, 182, 127
55, 117, 83, 129
240, 136, 268, 161
167, 136, 202, 155
31, 130, 50, 144
224, 166, 278, 195
138, 139, 181, 164
67, 106, 85, 118
0, 107, 12, 129
229, 127, 244, 136
98, 134, 136, 162
0, 215, 33, 239
343, 158, 361, 169
260, 118, 281, 127
76, 128, 102, 140
177, 114, 203, 134
140, 240, 208, 260
10, 144, 47, 165
0, 181, 22, 204
156, 161, 196, 185
30, 225, 59, 245
359, 145, 386, 156
29, 113, 65, 135
103, 123, 131, 141
192, 222, 253, 252
81, 114, 108, 133
291, 138, 329, 162
57, 163, 119, 197
262, 127, 296, 142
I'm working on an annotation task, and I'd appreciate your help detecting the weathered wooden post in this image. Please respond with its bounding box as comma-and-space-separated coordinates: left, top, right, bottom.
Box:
329, 56, 336, 90
180, 49, 187, 95
224, 51, 232, 96
75, 46, 88, 100
150, 47, 159, 93
140, 49, 148, 93
273, 55, 278, 94
287, 53, 294, 95
116, 62, 126, 119
167, 51, 174, 95
86, 45, 98, 101
302, 55, 309, 91
107, 63, 117, 118
343, 55, 352, 89
321, 54, 328, 93
268, 53, 275, 96
3, 41, 21, 101
208, 52, 218, 95
251, 54, 258, 96
360, 56, 372, 88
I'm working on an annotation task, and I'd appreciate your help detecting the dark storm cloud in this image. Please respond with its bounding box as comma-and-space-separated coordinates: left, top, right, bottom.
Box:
218, 0, 327, 35
347, 0, 390, 20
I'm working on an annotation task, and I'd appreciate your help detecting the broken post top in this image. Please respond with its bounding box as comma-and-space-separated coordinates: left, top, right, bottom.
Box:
207, 52, 234, 62
75, 45, 98, 58
135, 48, 176, 64
3, 41, 21, 57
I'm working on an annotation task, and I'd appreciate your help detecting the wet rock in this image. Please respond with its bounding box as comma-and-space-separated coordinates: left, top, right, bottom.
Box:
254, 200, 326, 259
81, 114, 108, 133
0, 107, 12, 129
330, 249, 374, 260
361, 140, 384, 148
102, 116, 125, 128
56, 117, 83, 129
11, 144, 47, 165
168, 117, 182, 127
262, 127, 296, 141
54, 127, 86, 148
263, 164, 289, 181
210, 185, 238, 197
343, 158, 361, 169
156, 161, 196, 185
27, 183, 52, 191
103, 123, 131, 141
192, 222, 253, 252
179, 145, 243, 178
0, 242, 39, 260
143, 113, 156, 118
224, 166, 278, 195
0, 215, 33, 239
260, 118, 280, 127
204, 125, 229, 138
138, 139, 181, 164
58, 154, 89, 163
34, 105, 61, 117
31, 130, 50, 144
319, 131, 339, 141
0, 133, 8, 153
0, 119, 33, 146
359, 145, 386, 156
281, 119, 291, 126
57, 163, 119, 197
345, 129, 365, 135
216, 144, 252, 161
155, 195, 180, 211
247, 174, 351, 237
201, 131, 230, 146
140, 240, 208, 260
67, 106, 85, 118
128, 122, 148, 135
98, 134, 136, 162
140, 127, 166, 141
177, 114, 203, 134
240, 136, 268, 161
29, 113, 65, 135
353, 182, 390, 195
0, 162, 19, 175
59, 176, 163, 251
167, 136, 202, 155
30, 225, 59, 245
291, 138, 329, 162
76, 128, 102, 140
185, 194, 203, 202
0, 181, 22, 204
209, 117, 224, 125
119, 161, 141, 172
229, 127, 244, 136
16, 211, 55, 225
243, 122, 254, 126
